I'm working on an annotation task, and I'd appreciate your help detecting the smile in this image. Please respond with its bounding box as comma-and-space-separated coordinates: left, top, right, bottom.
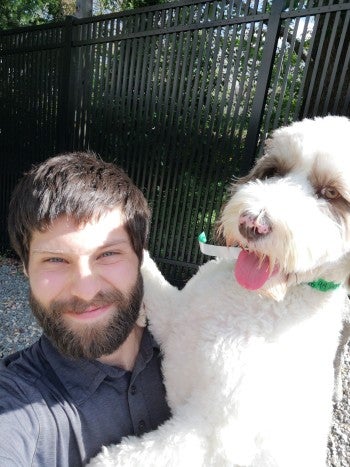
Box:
66, 304, 112, 321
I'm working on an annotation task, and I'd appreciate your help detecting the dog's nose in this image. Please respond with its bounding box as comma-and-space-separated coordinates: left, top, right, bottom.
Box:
239, 211, 271, 241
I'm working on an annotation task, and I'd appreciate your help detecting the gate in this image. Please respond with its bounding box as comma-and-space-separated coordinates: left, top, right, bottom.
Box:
1, 0, 349, 285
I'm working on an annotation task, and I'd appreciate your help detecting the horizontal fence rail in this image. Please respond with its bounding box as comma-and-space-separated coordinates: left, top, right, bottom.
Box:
1, 0, 350, 286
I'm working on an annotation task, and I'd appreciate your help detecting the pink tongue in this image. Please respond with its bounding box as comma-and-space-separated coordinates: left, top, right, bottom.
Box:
235, 250, 275, 290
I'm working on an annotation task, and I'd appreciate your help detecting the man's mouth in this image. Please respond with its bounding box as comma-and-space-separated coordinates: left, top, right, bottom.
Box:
65, 304, 112, 320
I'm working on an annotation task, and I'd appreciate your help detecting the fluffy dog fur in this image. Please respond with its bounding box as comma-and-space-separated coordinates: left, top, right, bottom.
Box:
89, 116, 350, 467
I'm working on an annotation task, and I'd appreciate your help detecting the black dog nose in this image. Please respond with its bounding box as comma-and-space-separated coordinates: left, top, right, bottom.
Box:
238, 211, 272, 241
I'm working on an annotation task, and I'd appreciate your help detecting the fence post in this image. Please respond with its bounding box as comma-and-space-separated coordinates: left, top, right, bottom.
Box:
241, 0, 286, 175
57, 15, 75, 152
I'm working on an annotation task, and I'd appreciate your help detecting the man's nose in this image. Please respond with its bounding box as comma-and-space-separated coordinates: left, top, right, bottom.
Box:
70, 259, 101, 302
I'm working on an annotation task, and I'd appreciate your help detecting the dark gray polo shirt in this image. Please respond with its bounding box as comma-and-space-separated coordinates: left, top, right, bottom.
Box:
0, 329, 171, 466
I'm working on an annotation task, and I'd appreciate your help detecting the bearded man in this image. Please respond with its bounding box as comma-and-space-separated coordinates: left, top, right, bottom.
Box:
0, 152, 170, 466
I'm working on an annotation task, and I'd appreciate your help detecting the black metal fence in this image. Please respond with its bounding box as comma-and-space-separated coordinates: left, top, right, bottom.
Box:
1, 0, 350, 286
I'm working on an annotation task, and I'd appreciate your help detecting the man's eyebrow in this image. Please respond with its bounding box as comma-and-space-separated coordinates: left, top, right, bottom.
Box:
31, 240, 131, 255
98, 239, 131, 249
31, 249, 65, 255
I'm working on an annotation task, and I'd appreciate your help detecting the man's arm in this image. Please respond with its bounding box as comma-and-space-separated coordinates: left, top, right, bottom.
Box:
0, 380, 39, 467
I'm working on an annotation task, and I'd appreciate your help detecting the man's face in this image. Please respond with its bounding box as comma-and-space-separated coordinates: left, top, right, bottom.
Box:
27, 208, 143, 359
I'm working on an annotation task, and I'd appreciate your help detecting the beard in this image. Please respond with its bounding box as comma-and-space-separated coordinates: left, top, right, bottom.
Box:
30, 272, 144, 360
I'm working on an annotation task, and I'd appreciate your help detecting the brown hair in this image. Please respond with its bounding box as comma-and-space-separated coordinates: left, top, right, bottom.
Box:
8, 152, 151, 268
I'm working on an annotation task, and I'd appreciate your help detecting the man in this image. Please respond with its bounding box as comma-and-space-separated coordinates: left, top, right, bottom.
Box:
0, 152, 171, 466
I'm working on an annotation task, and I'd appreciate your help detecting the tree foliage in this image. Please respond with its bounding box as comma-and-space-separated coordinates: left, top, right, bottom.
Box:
0, 0, 168, 30
0, 0, 76, 29
94, 0, 167, 15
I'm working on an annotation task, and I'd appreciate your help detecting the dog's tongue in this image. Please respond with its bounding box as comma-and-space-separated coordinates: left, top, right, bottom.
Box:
235, 250, 275, 290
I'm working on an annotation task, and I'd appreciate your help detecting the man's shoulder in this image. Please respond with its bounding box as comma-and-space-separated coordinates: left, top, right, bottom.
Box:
0, 345, 49, 466
0, 341, 45, 402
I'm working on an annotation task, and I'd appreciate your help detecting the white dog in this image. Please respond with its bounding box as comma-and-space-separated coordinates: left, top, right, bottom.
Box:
89, 116, 350, 467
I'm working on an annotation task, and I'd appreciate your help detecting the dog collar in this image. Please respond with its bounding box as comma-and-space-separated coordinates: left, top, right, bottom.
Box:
198, 232, 240, 259
307, 279, 341, 292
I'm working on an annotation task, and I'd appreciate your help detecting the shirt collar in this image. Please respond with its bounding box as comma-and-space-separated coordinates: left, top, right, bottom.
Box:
39, 328, 159, 406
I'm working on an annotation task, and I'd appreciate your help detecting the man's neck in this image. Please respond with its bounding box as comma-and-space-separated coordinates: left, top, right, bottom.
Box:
97, 325, 144, 371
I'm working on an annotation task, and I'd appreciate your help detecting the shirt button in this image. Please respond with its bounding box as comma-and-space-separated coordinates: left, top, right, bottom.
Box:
138, 420, 146, 432
130, 385, 137, 395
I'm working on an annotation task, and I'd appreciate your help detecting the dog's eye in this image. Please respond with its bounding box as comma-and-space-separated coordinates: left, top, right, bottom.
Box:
320, 187, 340, 200
260, 167, 279, 179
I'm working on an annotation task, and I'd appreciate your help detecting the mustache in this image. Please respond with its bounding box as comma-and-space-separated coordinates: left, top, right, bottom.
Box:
50, 289, 126, 315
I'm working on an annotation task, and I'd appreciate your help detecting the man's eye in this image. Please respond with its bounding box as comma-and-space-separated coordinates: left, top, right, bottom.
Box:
100, 251, 118, 257
98, 251, 122, 263
46, 257, 65, 263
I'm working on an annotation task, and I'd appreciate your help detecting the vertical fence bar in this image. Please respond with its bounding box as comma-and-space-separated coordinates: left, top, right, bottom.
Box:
241, 0, 286, 175
57, 16, 75, 152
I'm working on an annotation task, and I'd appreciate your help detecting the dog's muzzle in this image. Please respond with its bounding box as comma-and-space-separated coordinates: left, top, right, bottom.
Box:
239, 210, 272, 241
